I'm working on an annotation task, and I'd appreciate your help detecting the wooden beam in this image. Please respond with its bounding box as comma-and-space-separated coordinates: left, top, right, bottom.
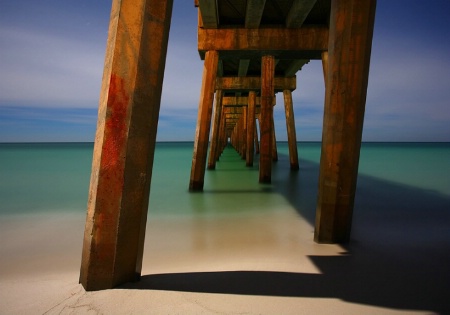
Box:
189, 50, 219, 191
198, 0, 218, 28
284, 59, 310, 77
217, 60, 224, 77
216, 76, 296, 92
224, 107, 243, 114
286, 0, 318, 28
222, 96, 275, 106
238, 59, 250, 77
283, 90, 299, 170
245, 0, 266, 28
235, 59, 249, 98
315, 0, 377, 244
223, 96, 256, 106
80, 0, 173, 291
198, 27, 328, 55
259, 55, 275, 183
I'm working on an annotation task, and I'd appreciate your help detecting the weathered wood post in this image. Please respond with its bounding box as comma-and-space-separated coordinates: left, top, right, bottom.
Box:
79, 0, 173, 291
315, 0, 376, 243
246, 91, 256, 166
189, 50, 219, 190
207, 89, 223, 169
283, 89, 299, 170
259, 55, 275, 183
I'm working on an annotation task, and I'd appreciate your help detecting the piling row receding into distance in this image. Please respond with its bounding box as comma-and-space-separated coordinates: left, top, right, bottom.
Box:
80, 0, 376, 291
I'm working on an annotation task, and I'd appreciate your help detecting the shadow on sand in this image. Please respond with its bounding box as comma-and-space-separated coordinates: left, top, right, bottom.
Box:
123, 151, 450, 314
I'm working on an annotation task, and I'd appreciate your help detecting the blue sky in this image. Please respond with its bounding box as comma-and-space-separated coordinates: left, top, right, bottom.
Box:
0, 0, 449, 142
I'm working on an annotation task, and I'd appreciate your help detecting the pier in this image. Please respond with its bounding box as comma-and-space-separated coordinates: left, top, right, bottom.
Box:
80, 0, 376, 291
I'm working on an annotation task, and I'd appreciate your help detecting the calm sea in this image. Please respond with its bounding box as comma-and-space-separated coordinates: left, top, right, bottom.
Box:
0, 142, 449, 217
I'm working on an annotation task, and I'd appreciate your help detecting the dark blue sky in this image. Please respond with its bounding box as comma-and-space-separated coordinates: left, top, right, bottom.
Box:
1, 0, 449, 142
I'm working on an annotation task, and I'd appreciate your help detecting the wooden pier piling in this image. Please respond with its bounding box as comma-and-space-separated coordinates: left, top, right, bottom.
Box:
189, 50, 218, 191
79, 0, 173, 291
283, 89, 299, 170
259, 55, 275, 183
207, 89, 223, 170
246, 91, 257, 167
315, 0, 376, 243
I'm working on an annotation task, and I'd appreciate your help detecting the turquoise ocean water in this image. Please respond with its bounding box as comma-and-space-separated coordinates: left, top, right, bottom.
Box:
0, 142, 449, 218
2, 142, 449, 314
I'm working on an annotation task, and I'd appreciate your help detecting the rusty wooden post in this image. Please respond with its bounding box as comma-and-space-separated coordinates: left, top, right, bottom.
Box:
283, 89, 299, 170
79, 0, 173, 291
259, 55, 274, 183
207, 89, 223, 169
190, 50, 219, 190
315, 0, 376, 243
246, 91, 256, 166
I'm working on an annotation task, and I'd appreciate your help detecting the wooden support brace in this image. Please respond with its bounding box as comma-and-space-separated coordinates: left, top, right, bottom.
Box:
245, 0, 266, 28
286, 0, 318, 28
198, 0, 218, 28
79, 0, 173, 291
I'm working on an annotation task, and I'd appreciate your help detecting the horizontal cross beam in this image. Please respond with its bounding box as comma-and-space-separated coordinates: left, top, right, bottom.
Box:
216, 76, 296, 92
199, 27, 328, 59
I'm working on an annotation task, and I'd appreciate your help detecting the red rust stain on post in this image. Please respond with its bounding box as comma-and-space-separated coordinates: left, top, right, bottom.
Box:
103, 74, 129, 171
93, 74, 129, 258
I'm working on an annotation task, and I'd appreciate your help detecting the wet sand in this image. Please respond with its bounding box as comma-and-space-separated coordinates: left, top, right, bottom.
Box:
1, 200, 449, 314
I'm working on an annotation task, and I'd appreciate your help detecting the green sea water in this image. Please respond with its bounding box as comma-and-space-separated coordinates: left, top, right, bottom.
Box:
0, 142, 449, 217
2, 141, 449, 314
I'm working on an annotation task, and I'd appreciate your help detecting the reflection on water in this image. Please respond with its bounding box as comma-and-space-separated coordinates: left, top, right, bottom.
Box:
145, 144, 343, 276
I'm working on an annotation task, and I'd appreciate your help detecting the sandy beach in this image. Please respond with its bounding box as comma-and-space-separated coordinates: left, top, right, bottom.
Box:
1, 194, 449, 315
